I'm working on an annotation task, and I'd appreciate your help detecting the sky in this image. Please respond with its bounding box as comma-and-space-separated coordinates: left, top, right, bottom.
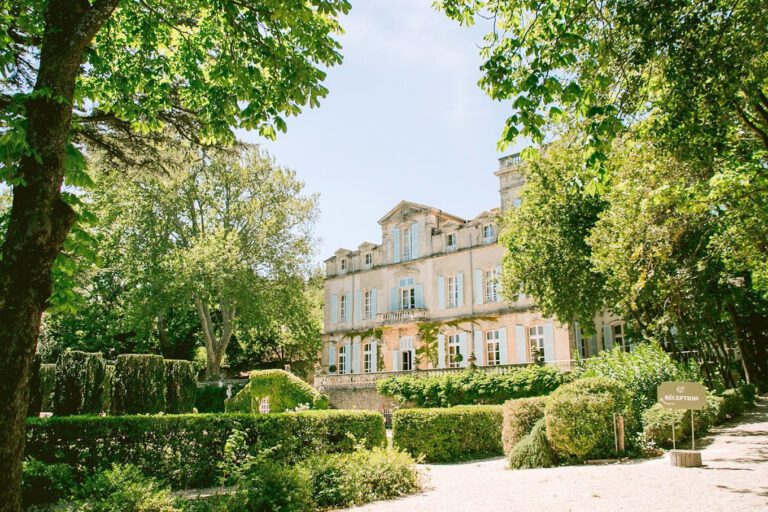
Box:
241, 0, 524, 263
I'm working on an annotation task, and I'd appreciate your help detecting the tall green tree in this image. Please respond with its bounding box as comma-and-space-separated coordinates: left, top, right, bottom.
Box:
0, 2, 349, 508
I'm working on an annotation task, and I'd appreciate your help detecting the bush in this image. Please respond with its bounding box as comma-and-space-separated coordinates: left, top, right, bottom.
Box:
739, 383, 757, 407
507, 419, 558, 469
378, 365, 570, 408
392, 405, 503, 462
54, 351, 107, 416
195, 382, 245, 413
225, 461, 313, 512
102, 364, 115, 414
27, 354, 42, 417
581, 342, 697, 425
165, 360, 197, 414
502, 396, 548, 455
545, 377, 633, 460
22, 458, 76, 507
26, 410, 386, 489
718, 388, 746, 420
112, 354, 166, 415
75, 464, 181, 512
40, 363, 57, 413
225, 370, 329, 413
302, 448, 421, 509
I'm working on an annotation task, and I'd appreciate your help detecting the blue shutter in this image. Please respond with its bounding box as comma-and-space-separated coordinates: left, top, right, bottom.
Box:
354, 290, 362, 322
474, 269, 484, 305
496, 265, 503, 296
458, 332, 469, 368
499, 327, 508, 365
390, 288, 398, 311
414, 284, 424, 309
473, 330, 484, 366
575, 322, 583, 358
371, 340, 378, 372
328, 344, 336, 371
392, 228, 401, 263
391, 350, 400, 372
344, 342, 352, 374
603, 325, 613, 351
437, 334, 446, 369
352, 339, 361, 374
543, 322, 555, 362
590, 335, 597, 356
330, 295, 338, 324
344, 293, 352, 322
411, 223, 419, 259
370, 288, 377, 318
457, 272, 465, 307
515, 325, 527, 364
437, 276, 445, 309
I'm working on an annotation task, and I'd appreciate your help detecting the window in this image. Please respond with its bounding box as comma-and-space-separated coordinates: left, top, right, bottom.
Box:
340, 259, 347, 271
401, 350, 413, 371
512, 198, 522, 208
447, 275, 459, 308
482, 225, 495, 244
339, 295, 347, 322
258, 397, 270, 414
486, 331, 500, 366
613, 323, 629, 352
364, 252, 372, 268
485, 269, 500, 303
338, 344, 347, 374
447, 334, 461, 368
364, 342, 374, 373
364, 290, 373, 319
446, 233, 457, 251
578, 328, 589, 358
400, 288, 416, 310
402, 226, 412, 261
529, 325, 545, 362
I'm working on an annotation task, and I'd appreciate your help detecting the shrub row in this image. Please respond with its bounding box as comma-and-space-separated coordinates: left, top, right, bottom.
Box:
25, 410, 386, 489
377, 365, 571, 408
392, 405, 503, 463
225, 369, 329, 413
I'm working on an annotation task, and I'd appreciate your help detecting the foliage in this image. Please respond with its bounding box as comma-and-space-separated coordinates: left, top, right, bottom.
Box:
26, 354, 42, 418
164, 360, 197, 414
194, 383, 245, 414
507, 418, 559, 470
112, 354, 167, 415
75, 464, 181, 512
210, 461, 313, 512
544, 377, 633, 459
392, 405, 503, 463
39, 363, 56, 413
302, 448, 422, 509
21, 458, 76, 508
25, 410, 386, 489
502, 396, 547, 455
377, 365, 569, 408
718, 389, 748, 421
225, 370, 328, 414
101, 364, 115, 414
53, 351, 106, 416
581, 343, 699, 424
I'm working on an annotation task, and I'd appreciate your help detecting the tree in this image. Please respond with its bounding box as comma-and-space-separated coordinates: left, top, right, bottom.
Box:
0, 2, 350, 508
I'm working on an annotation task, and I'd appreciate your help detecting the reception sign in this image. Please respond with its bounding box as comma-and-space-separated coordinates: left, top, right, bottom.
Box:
657, 382, 707, 410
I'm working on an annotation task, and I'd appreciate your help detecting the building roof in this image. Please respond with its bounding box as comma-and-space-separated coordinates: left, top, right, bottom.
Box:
377, 200, 466, 225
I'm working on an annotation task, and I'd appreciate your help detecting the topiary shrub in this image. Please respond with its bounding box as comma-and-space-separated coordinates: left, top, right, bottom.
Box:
102, 364, 115, 414
39, 363, 57, 413
225, 369, 328, 413
27, 354, 43, 417
112, 354, 166, 415
502, 396, 548, 455
164, 359, 197, 414
54, 351, 107, 416
507, 418, 558, 469
22, 458, 76, 508
544, 377, 633, 460
392, 405, 503, 463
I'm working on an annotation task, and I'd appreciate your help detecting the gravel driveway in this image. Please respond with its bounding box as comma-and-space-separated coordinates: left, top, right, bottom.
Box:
346, 399, 768, 512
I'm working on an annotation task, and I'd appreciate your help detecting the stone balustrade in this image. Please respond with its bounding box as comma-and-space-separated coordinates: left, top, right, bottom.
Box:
376, 308, 429, 324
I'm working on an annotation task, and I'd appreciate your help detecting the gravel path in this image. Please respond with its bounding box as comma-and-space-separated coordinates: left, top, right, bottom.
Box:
347, 399, 768, 512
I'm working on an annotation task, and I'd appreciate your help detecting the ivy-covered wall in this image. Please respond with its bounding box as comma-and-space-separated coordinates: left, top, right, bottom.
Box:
225, 369, 329, 413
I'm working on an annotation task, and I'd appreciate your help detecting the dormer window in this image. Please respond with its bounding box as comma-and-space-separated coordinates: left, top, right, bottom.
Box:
482, 225, 495, 244
446, 233, 457, 252
364, 252, 372, 268
340, 259, 347, 272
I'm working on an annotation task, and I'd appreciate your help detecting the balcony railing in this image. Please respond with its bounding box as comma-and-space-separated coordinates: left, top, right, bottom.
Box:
498, 152, 522, 168
376, 308, 429, 324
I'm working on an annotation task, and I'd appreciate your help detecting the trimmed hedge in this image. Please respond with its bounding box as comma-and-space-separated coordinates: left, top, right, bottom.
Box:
112, 354, 166, 415
545, 377, 633, 460
54, 351, 106, 416
102, 364, 115, 414
164, 359, 197, 414
507, 418, 558, 469
378, 365, 570, 408
27, 354, 43, 417
39, 363, 57, 413
225, 369, 329, 413
392, 405, 503, 463
25, 410, 386, 489
502, 396, 547, 455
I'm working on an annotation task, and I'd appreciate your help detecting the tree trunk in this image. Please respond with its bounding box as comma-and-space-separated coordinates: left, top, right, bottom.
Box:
0, 2, 117, 510
193, 296, 236, 380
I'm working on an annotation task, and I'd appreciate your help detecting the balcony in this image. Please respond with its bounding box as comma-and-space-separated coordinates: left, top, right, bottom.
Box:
377, 308, 429, 325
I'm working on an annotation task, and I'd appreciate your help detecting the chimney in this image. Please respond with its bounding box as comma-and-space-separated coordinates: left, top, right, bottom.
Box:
495, 153, 526, 211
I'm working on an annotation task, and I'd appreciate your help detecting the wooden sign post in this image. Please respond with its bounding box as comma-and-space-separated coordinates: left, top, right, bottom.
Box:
657, 381, 707, 467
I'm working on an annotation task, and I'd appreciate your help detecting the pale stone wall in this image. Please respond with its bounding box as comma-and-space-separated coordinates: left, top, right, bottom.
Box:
323, 385, 396, 411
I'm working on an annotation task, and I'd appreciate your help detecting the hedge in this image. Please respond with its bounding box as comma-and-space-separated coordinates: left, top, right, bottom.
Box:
54, 351, 106, 416
164, 360, 197, 414
112, 354, 166, 415
225, 369, 329, 413
27, 354, 42, 417
392, 405, 503, 463
25, 410, 386, 489
195, 382, 246, 413
39, 364, 57, 413
502, 396, 547, 455
101, 364, 115, 414
507, 418, 558, 469
378, 365, 570, 408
